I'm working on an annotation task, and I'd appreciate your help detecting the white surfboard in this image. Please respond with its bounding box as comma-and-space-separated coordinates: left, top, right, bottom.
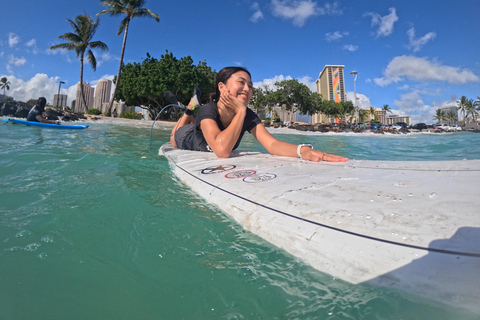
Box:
160, 142, 480, 313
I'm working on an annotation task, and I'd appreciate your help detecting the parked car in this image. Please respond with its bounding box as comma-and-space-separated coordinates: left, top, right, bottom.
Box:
351, 122, 368, 129
451, 124, 462, 131
433, 123, 452, 131
369, 123, 381, 130
391, 124, 401, 130
410, 123, 428, 130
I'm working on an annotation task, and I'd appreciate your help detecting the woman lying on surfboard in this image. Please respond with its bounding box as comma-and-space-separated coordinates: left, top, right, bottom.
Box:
169, 66, 348, 162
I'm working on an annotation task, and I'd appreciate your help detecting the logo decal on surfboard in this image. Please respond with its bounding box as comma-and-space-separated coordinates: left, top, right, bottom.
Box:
201, 165, 236, 174
243, 173, 277, 183
225, 170, 256, 179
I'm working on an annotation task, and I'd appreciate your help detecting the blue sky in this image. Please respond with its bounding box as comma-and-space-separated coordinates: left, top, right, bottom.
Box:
1, 0, 479, 124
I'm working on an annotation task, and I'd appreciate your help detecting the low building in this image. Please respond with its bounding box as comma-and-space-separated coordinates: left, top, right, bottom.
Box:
386, 114, 412, 126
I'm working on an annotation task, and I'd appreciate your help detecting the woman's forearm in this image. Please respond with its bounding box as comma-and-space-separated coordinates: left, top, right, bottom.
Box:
210, 108, 246, 157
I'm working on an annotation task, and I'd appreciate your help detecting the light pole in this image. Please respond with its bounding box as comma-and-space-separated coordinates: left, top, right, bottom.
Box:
350, 71, 358, 125
57, 81, 65, 109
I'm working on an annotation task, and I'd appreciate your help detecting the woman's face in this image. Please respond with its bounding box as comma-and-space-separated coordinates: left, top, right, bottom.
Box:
223, 71, 253, 105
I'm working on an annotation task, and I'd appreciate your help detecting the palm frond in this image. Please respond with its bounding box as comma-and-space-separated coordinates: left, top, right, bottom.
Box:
117, 17, 129, 35
86, 49, 97, 71
89, 41, 109, 51
132, 8, 159, 22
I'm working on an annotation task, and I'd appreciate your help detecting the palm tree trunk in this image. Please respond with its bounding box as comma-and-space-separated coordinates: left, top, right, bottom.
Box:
106, 18, 130, 116
79, 53, 87, 112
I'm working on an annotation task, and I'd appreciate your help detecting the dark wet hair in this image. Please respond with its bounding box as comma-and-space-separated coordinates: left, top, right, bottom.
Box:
38, 97, 46, 108
211, 66, 251, 102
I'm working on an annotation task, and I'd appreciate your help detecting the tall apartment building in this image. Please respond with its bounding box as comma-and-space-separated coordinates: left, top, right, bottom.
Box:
53, 94, 68, 108
75, 82, 95, 113
94, 79, 112, 113
313, 65, 346, 123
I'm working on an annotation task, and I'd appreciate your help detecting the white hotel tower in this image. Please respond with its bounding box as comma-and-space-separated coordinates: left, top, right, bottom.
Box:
75, 82, 95, 113
94, 79, 112, 113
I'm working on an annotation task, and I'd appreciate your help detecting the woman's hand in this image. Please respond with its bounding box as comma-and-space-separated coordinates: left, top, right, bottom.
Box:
219, 87, 246, 114
301, 147, 348, 162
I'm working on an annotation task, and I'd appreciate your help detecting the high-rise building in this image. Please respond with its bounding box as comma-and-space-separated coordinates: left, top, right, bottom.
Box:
313, 65, 346, 123
75, 82, 95, 113
53, 94, 68, 108
316, 65, 346, 102
94, 79, 112, 113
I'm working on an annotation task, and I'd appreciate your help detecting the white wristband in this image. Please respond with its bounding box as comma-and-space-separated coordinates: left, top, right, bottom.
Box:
297, 144, 313, 159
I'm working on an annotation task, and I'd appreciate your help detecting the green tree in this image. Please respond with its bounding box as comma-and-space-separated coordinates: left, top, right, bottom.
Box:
445, 110, 457, 126
433, 108, 446, 123
250, 87, 267, 115
50, 12, 108, 109
359, 109, 369, 123
465, 99, 478, 122
98, 0, 160, 115
269, 79, 315, 123
0, 76, 11, 97
114, 51, 215, 119
456, 95, 468, 121
382, 104, 392, 114
369, 106, 377, 122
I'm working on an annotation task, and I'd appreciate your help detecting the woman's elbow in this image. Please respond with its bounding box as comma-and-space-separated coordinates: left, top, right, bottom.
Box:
213, 146, 231, 158
215, 150, 231, 158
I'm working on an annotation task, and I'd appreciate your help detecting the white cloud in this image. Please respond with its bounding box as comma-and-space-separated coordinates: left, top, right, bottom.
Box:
374, 55, 480, 86
8, 33, 20, 47
250, 2, 264, 23
393, 90, 458, 124
325, 31, 348, 42
5, 73, 116, 107
364, 7, 398, 37
271, 0, 341, 27
346, 91, 371, 109
25, 39, 36, 47
407, 28, 436, 52
253, 74, 317, 92
8, 55, 27, 66
25, 39, 38, 54
343, 44, 358, 52
96, 52, 118, 67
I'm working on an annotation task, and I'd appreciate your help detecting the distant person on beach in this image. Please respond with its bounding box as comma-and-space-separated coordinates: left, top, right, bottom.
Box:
27, 97, 60, 124
169, 66, 347, 162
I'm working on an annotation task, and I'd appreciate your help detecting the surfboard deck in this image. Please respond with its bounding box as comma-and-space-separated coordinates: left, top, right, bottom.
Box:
4, 118, 89, 129
160, 142, 480, 313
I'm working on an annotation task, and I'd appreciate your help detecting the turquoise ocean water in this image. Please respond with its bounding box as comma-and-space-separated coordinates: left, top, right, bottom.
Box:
1, 118, 479, 320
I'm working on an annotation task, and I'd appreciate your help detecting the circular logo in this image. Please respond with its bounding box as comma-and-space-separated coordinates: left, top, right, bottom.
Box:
225, 170, 256, 179
243, 173, 277, 183
201, 165, 236, 174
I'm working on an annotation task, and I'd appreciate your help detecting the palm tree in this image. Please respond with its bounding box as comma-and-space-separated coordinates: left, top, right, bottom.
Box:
445, 110, 457, 126
369, 106, 377, 121
382, 104, 392, 114
98, 0, 159, 115
359, 109, 368, 123
50, 13, 108, 110
465, 99, 478, 122
456, 95, 468, 121
0, 76, 11, 97
433, 109, 446, 123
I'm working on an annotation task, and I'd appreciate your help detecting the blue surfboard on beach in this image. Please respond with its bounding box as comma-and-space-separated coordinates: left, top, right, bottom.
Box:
4, 118, 89, 130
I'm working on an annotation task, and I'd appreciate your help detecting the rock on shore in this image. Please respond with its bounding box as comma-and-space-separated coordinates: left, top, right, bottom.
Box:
0, 100, 84, 122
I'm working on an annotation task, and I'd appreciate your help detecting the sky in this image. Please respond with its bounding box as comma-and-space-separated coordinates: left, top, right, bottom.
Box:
1, 0, 479, 124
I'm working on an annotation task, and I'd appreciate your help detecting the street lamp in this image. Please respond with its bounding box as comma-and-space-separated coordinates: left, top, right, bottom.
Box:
57, 81, 65, 110
350, 71, 358, 125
